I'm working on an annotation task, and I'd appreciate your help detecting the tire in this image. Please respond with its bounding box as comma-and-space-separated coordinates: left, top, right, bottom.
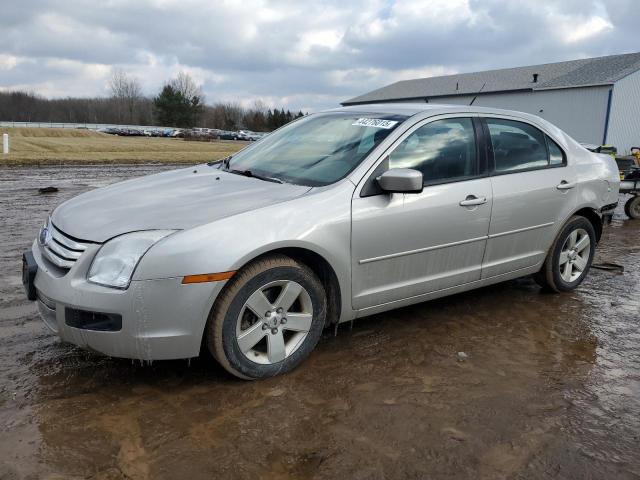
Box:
534, 215, 596, 292
624, 196, 640, 219
206, 254, 326, 380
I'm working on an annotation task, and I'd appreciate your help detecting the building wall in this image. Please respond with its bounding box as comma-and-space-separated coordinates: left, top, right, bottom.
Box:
606, 69, 640, 154
425, 86, 611, 146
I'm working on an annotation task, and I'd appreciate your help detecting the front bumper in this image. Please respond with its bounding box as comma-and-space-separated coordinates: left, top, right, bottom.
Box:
27, 240, 226, 360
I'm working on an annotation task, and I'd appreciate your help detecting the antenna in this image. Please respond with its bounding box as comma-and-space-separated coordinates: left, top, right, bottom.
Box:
469, 82, 486, 106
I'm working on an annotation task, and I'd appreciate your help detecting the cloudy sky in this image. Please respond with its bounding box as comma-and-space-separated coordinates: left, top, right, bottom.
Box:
0, 0, 637, 111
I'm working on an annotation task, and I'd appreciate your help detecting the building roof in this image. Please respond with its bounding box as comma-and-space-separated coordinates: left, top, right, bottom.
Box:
343, 52, 640, 105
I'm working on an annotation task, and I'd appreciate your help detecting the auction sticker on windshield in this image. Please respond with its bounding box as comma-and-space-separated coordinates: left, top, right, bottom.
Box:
352, 118, 399, 129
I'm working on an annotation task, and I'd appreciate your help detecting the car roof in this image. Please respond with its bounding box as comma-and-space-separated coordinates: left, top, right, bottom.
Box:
325, 102, 543, 122
323, 102, 572, 147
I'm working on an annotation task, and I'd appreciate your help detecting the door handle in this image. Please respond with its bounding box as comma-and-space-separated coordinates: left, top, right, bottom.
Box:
459, 195, 487, 207
557, 181, 576, 190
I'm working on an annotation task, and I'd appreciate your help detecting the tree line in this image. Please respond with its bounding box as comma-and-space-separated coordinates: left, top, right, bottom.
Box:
0, 70, 305, 132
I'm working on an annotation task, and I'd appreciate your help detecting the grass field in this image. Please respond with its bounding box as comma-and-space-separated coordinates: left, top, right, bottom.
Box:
0, 128, 245, 165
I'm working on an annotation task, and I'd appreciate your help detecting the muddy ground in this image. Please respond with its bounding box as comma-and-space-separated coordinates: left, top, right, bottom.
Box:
1, 165, 639, 480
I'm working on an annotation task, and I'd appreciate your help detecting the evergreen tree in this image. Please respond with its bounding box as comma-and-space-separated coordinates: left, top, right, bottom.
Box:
153, 78, 203, 128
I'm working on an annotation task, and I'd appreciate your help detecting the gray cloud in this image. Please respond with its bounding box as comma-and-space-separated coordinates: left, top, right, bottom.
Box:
0, 0, 638, 111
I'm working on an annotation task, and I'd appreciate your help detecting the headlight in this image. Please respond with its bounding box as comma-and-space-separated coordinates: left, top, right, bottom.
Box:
87, 230, 176, 289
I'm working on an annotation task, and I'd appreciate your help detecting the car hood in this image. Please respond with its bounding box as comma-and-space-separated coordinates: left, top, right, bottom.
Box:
52, 165, 312, 242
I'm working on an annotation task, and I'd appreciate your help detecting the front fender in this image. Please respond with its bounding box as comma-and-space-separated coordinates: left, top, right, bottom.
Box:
134, 180, 355, 319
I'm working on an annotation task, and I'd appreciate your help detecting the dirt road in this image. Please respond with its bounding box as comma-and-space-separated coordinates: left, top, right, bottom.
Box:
1, 165, 639, 479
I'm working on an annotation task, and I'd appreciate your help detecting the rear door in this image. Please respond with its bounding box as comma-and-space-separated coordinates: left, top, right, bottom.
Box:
481, 117, 577, 278
351, 116, 492, 310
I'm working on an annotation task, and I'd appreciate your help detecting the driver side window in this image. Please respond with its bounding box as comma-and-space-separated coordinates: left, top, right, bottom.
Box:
389, 118, 478, 186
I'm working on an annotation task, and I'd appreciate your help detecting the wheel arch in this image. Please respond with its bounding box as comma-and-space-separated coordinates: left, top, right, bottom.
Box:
571, 207, 603, 243
199, 244, 344, 361
219, 243, 345, 328
246, 247, 342, 327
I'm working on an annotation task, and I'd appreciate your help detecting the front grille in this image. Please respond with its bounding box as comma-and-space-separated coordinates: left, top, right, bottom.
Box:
41, 223, 90, 270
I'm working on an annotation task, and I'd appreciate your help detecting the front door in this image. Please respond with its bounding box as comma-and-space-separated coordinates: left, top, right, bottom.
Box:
351, 116, 492, 310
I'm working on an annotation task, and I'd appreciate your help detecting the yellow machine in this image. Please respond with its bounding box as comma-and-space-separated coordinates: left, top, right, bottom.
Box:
616, 151, 640, 180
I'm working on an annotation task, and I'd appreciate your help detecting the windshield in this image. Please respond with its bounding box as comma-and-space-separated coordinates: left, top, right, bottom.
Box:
226, 112, 408, 186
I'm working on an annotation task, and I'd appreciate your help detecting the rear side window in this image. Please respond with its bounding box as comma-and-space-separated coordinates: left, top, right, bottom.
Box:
547, 136, 565, 165
389, 118, 477, 185
486, 119, 549, 172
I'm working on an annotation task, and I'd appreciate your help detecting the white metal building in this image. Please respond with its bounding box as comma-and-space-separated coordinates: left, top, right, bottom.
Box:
342, 52, 640, 154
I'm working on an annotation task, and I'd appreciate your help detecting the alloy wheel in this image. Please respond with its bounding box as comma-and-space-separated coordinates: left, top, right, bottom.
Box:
235, 280, 313, 364
559, 228, 591, 283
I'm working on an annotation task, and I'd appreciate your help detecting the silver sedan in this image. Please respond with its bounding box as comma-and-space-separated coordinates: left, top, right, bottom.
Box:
23, 104, 620, 379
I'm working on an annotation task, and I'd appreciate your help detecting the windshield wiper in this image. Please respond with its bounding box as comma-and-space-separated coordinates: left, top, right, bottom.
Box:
207, 155, 232, 168
207, 155, 233, 168
218, 154, 283, 183
228, 169, 283, 184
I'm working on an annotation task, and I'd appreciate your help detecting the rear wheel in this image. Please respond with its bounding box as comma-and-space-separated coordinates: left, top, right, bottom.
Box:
534, 216, 596, 292
624, 196, 640, 219
207, 254, 326, 380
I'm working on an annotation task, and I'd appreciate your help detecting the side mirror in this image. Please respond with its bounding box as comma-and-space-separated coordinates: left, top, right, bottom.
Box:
377, 168, 423, 194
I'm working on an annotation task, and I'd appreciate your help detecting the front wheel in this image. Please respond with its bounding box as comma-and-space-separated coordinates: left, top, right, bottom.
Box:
534, 216, 596, 292
207, 254, 326, 380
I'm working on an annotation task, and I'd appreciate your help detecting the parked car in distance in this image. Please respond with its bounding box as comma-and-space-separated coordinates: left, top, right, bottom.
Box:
238, 130, 264, 141
217, 130, 242, 140
23, 104, 620, 379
